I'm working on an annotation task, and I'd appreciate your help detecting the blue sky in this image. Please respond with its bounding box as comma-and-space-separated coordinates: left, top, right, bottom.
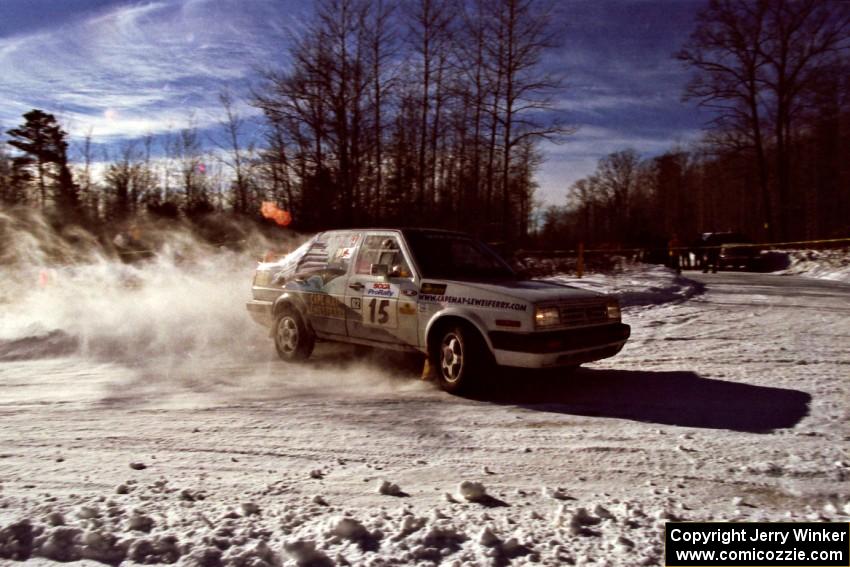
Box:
0, 0, 710, 206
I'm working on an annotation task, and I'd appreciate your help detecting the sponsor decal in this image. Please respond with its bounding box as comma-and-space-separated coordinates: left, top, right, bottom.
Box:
365, 281, 399, 298
419, 294, 528, 312
350, 297, 361, 310
420, 282, 447, 295
306, 293, 345, 318
399, 302, 416, 316
402, 289, 418, 297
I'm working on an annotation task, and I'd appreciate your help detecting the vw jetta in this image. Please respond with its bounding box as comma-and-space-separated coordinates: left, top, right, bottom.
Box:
247, 229, 630, 392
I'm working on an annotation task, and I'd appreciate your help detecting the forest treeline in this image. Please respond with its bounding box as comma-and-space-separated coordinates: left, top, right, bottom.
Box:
0, 0, 565, 244
544, 0, 850, 248
1, 0, 848, 250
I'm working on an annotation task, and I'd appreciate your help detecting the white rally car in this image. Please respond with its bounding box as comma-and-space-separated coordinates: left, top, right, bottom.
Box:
247, 229, 630, 393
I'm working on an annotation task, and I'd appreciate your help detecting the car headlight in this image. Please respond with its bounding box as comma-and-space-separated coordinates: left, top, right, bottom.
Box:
534, 306, 560, 328
253, 270, 272, 286
607, 300, 621, 320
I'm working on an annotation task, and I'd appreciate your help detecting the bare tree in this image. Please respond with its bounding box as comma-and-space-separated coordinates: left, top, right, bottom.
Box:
679, 0, 850, 240
364, 0, 396, 219
214, 90, 253, 214
103, 142, 140, 221
760, 0, 850, 238
492, 0, 569, 238
75, 128, 99, 220
169, 121, 211, 215
408, 0, 453, 217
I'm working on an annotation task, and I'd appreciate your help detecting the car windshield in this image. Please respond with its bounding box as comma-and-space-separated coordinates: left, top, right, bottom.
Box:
404, 231, 516, 280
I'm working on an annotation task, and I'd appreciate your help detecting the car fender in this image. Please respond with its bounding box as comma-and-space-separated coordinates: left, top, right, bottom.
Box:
271, 292, 312, 333
424, 307, 495, 353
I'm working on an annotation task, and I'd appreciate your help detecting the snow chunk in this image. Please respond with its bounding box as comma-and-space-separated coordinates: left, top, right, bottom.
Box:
35, 526, 83, 562
478, 527, 500, 547
180, 545, 222, 567
44, 512, 65, 527
377, 480, 403, 497
457, 481, 487, 502
0, 520, 34, 560
616, 535, 635, 548
222, 539, 277, 567
76, 506, 100, 520
571, 507, 601, 526
593, 504, 615, 520
393, 515, 426, 541
127, 513, 155, 533
328, 517, 369, 541
543, 486, 571, 500
555, 506, 602, 536
126, 534, 182, 564
79, 530, 127, 564
283, 539, 332, 566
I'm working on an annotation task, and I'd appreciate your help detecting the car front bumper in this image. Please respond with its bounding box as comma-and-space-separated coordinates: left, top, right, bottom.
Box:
489, 323, 630, 368
246, 300, 274, 328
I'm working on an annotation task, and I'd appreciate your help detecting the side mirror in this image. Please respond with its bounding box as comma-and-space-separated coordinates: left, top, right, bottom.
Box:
370, 263, 389, 279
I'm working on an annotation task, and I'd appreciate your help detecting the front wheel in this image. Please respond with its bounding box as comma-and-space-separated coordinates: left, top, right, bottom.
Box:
273, 308, 315, 362
431, 325, 491, 394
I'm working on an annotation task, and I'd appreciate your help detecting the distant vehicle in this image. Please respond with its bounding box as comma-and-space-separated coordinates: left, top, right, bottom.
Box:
699, 232, 762, 272
247, 228, 630, 393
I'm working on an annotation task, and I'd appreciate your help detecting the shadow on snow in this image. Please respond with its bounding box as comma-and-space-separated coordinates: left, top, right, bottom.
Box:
466, 367, 811, 434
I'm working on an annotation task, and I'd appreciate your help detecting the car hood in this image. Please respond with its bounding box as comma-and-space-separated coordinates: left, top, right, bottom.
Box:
439, 279, 605, 304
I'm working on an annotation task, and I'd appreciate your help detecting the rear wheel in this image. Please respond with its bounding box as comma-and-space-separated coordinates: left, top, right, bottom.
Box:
431, 324, 491, 394
273, 308, 315, 361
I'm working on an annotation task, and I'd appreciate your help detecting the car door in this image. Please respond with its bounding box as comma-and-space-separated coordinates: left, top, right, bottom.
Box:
345, 232, 420, 347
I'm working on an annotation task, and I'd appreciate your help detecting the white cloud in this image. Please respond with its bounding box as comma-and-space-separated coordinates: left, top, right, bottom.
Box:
0, 0, 276, 140
555, 91, 676, 113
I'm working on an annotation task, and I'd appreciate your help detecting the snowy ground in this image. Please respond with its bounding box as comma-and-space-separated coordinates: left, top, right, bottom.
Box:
1, 245, 849, 566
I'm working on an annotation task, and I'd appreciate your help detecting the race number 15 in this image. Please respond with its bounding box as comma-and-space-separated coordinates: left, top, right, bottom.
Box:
368, 298, 390, 324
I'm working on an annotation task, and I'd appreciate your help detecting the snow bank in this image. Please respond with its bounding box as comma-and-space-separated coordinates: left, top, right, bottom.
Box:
772, 248, 850, 283
545, 262, 704, 308
0, 486, 677, 566
5, 480, 843, 566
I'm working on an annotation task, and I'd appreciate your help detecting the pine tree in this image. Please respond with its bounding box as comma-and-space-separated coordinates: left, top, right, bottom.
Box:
6, 109, 80, 217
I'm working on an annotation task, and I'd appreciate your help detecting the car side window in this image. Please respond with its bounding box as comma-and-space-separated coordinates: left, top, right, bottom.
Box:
293, 232, 358, 289
356, 235, 412, 278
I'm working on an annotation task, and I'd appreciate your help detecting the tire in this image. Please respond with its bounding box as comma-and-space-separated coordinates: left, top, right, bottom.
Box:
430, 324, 491, 394
273, 307, 315, 362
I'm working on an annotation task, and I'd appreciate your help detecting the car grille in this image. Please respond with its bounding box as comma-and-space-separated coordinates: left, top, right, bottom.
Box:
559, 302, 608, 326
